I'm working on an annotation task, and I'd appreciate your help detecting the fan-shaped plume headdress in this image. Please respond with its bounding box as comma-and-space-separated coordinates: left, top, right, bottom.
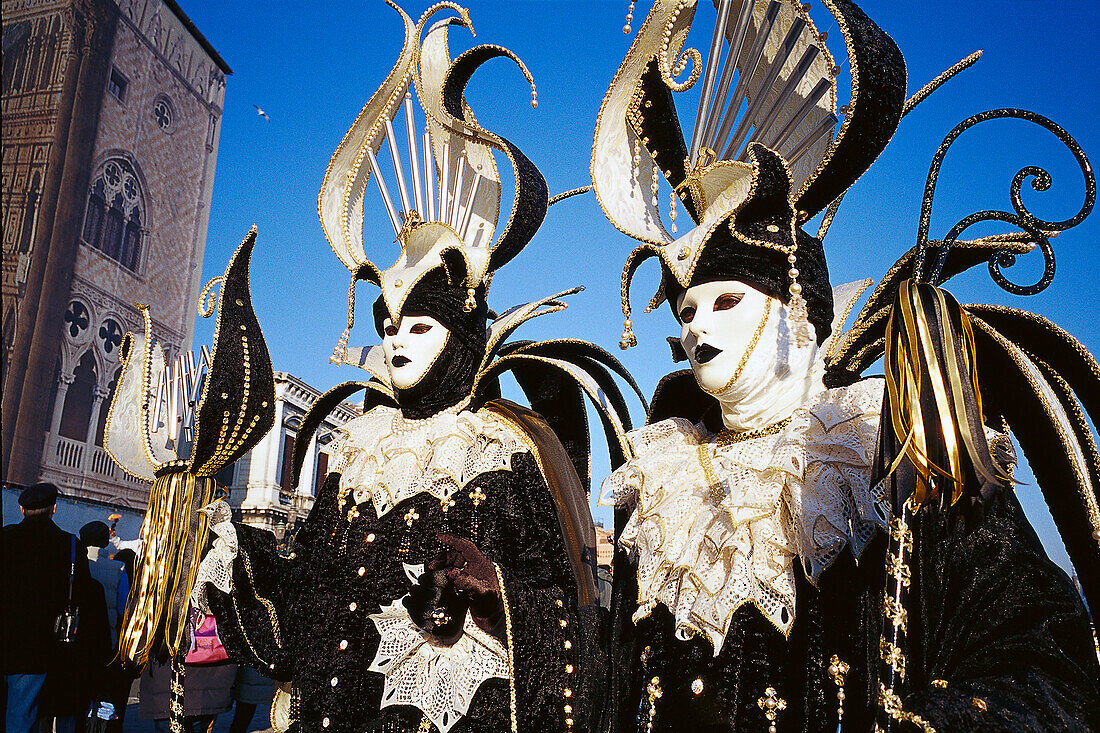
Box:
592, 0, 906, 348
304, 1, 646, 496
102, 228, 276, 666
320, 0, 547, 358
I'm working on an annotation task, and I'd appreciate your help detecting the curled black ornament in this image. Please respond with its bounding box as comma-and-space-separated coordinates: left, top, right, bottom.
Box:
913, 108, 1095, 295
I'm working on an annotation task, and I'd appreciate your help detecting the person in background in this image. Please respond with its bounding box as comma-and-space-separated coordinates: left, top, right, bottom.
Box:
1, 483, 88, 733
40, 521, 113, 733
138, 658, 237, 733
228, 666, 275, 733
81, 521, 124, 631
108, 547, 139, 732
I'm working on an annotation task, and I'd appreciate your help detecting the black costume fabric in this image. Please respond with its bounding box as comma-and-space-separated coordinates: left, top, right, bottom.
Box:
605, 486, 1100, 732
206, 434, 596, 733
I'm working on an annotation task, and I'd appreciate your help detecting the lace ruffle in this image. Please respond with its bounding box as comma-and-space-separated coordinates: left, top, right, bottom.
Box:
192, 500, 238, 613
369, 596, 509, 733
603, 380, 888, 652
328, 405, 529, 517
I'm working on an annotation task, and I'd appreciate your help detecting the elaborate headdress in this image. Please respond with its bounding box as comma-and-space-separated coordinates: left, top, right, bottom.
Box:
302, 2, 644, 491
103, 228, 275, 665
592, 0, 906, 347
320, 0, 546, 353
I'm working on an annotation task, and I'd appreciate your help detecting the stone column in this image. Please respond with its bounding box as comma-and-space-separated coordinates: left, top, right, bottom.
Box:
85, 385, 107, 447
44, 371, 75, 463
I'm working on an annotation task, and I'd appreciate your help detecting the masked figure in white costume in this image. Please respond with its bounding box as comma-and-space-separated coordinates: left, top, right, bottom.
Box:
590, 0, 1100, 730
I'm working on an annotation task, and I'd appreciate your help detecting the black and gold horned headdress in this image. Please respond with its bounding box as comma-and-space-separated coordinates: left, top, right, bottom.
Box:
321, 0, 548, 362
103, 228, 275, 665
592, 0, 906, 347
302, 2, 646, 500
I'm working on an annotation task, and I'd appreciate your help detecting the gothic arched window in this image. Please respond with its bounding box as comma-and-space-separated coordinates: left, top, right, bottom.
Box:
60, 351, 97, 441
82, 157, 146, 271
82, 179, 105, 247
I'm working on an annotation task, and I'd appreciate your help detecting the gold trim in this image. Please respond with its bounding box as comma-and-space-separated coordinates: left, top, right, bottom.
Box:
495, 564, 518, 733
879, 683, 936, 733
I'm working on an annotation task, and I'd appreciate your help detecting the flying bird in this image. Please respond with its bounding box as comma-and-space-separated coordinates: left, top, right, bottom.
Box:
253, 105, 271, 121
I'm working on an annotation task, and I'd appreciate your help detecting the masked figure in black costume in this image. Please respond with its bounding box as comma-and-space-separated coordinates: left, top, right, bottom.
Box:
187, 5, 641, 733
590, 0, 1100, 730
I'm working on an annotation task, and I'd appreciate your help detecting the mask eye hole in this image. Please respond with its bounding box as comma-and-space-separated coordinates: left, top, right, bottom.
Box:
384, 322, 398, 337
714, 293, 743, 311
409, 323, 433, 335
680, 306, 696, 323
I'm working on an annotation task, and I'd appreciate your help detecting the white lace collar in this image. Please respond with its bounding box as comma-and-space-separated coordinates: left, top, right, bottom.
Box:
601, 379, 888, 653
326, 405, 529, 517
368, 565, 509, 733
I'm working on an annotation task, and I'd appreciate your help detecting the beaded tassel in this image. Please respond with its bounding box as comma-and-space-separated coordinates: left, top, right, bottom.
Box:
786, 250, 812, 346
619, 317, 637, 350
829, 655, 850, 731
642, 677, 662, 733
623, 0, 636, 34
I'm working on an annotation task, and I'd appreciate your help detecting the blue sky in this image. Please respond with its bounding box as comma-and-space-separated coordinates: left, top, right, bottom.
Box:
180, 1, 1099, 571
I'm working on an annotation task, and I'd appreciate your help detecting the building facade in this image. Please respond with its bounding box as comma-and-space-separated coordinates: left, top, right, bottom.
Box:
217, 373, 360, 536
2, 0, 229, 507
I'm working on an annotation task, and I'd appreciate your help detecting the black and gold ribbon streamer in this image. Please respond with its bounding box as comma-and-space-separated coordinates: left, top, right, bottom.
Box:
119, 470, 216, 664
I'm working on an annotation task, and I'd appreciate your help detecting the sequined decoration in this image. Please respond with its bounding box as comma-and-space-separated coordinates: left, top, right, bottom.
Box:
828, 655, 850, 730
439, 495, 454, 532
757, 687, 786, 733
557, 598, 576, 731
469, 486, 486, 539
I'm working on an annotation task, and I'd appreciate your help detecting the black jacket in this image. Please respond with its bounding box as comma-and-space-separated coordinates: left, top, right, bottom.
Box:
605, 489, 1100, 732
1, 514, 89, 674
208, 450, 597, 733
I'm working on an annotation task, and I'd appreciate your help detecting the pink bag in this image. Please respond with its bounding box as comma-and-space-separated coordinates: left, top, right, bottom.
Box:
184, 612, 229, 664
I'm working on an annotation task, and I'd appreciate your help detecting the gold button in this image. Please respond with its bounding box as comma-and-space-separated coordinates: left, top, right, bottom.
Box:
330, 677, 338, 687
348, 602, 357, 611
358, 567, 366, 576
366, 533, 376, 543
322, 718, 330, 728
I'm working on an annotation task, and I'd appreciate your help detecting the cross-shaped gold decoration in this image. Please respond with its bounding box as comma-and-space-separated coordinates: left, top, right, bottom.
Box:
757, 686, 786, 724
404, 508, 419, 527
469, 487, 487, 506
346, 505, 360, 522
440, 495, 455, 514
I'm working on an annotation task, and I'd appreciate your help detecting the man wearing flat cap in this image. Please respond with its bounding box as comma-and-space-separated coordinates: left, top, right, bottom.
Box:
1, 483, 89, 733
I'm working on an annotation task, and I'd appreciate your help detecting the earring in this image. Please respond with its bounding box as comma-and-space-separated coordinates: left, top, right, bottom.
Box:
464, 287, 477, 313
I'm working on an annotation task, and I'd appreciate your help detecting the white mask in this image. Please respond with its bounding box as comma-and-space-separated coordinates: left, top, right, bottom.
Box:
676, 280, 823, 431
381, 315, 450, 390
